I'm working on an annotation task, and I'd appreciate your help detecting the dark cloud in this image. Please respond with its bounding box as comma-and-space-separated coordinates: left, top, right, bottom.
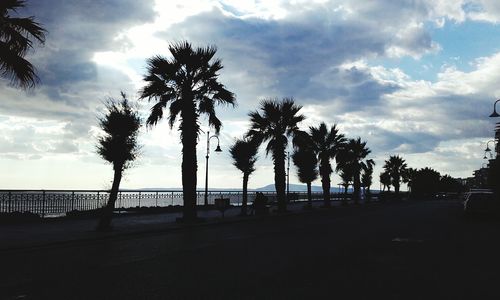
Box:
24, 0, 154, 92
158, 5, 426, 113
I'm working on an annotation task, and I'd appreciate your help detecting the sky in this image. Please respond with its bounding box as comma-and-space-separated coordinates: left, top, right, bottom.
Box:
1, 0, 499, 190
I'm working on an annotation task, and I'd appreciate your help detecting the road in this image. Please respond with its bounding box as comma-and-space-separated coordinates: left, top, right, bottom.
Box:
2, 200, 500, 299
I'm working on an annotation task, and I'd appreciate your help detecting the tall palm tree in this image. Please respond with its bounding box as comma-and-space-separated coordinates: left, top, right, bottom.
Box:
0, 0, 46, 89
96, 93, 141, 230
246, 98, 305, 212
229, 138, 258, 216
140, 41, 235, 222
361, 159, 375, 201
292, 135, 318, 209
336, 138, 371, 204
383, 155, 407, 195
380, 171, 391, 192
309, 123, 345, 207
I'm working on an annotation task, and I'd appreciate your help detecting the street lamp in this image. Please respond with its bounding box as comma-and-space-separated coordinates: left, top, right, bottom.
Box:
204, 131, 222, 206
485, 140, 496, 152
489, 99, 500, 117
483, 151, 492, 160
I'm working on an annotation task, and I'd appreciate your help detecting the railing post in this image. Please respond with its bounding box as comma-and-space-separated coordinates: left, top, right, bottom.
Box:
71, 191, 75, 211
156, 191, 158, 207
138, 191, 141, 207
171, 192, 174, 206
118, 191, 122, 214
8, 191, 11, 213
42, 190, 46, 218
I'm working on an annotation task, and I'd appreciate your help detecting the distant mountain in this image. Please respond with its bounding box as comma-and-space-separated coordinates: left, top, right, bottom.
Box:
136, 185, 379, 193
255, 183, 346, 193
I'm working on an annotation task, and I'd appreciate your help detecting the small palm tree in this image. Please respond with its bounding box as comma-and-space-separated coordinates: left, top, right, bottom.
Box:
0, 0, 46, 88
338, 169, 352, 204
292, 135, 318, 209
383, 155, 407, 195
246, 98, 305, 212
380, 171, 391, 192
229, 138, 258, 216
140, 41, 235, 222
309, 123, 345, 207
403, 167, 417, 194
96, 93, 141, 230
361, 159, 375, 201
336, 138, 371, 204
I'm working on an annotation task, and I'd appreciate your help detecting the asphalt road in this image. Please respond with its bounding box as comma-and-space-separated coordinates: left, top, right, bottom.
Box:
2, 200, 500, 299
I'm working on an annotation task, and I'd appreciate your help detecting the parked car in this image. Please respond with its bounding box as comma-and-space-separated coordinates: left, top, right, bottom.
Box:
463, 190, 499, 217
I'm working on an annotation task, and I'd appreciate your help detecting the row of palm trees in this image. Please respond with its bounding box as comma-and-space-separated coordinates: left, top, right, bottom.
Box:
228, 101, 376, 215
111, 41, 380, 222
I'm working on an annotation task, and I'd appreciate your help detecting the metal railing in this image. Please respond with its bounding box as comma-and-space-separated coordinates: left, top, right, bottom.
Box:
0, 189, 329, 218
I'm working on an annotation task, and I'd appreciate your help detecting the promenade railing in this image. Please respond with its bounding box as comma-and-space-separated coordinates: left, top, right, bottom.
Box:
0, 189, 330, 218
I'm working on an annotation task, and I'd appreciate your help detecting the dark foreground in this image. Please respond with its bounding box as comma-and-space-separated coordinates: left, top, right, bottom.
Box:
1, 200, 500, 299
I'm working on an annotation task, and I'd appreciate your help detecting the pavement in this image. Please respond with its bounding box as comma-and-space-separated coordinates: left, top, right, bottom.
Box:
4, 198, 494, 300
0, 199, 355, 251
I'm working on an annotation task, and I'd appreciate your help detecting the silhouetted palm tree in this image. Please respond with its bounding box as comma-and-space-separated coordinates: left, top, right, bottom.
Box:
96, 93, 141, 230
403, 167, 417, 193
292, 135, 318, 209
338, 169, 352, 204
361, 159, 375, 200
0, 0, 46, 88
229, 138, 258, 216
380, 171, 391, 192
140, 41, 235, 221
336, 138, 371, 204
247, 98, 305, 212
309, 123, 345, 207
383, 155, 407, 195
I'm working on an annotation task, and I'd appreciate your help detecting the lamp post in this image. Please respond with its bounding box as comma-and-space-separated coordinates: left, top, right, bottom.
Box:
204, 131, 222, 206
489, 99, 500, 117
286, 150, 290, 202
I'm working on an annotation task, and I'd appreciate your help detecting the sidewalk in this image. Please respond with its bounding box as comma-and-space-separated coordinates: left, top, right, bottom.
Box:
0, 199, 357, 251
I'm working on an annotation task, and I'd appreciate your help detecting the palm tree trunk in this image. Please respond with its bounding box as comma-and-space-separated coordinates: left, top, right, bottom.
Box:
274, 149, 287, 212
320, 167, 331, 207
306, 182, 312, 209
180, 105, 198, 222
353, 173, 361, 204
97, 165, 122, 231
241, 173, 249, 215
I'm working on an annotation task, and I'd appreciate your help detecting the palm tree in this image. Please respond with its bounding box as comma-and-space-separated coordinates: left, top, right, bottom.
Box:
309, 123, 345, 207
140, 41, 235, 222
403, 167, 417, 194
96, 93, 141, 230
380, 171, 391, 192
383, 155, 407, 195
0, 0, 46, 88
338, 169, 352, 204
229, 138, 258, 216
292, 135, 318, 209
246, 98, 305, 212
336, 138, 371, 204
361, 159, 375, 201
